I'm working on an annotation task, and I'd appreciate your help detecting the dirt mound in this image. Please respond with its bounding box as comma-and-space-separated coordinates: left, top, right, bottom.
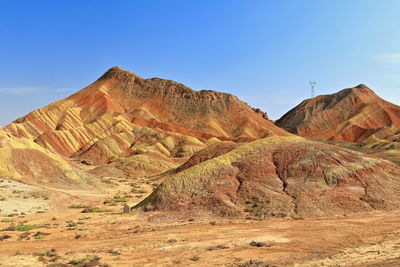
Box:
137, 136, 400, 218
275, 85, 400, 148
5, 66, 290, 176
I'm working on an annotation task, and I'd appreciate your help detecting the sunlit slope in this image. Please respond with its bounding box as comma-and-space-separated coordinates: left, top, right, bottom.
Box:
5, 67, 290, 177
276, 85, 400, 148
137, 136, 400, 218
0, 128, 87, 183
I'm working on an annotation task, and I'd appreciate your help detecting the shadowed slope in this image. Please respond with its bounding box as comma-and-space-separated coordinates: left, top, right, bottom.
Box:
137, 136, 400, 218
276, 85, 400, 148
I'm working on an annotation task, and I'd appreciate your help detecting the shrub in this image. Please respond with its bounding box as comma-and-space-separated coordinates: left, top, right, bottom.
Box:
291, 214, 304, 220
17, 225, 38, 231
69, 255, 102, 266
249, 241, 270, 247
190, 256, 200, 261
67, 221, 77, 227
0, 234, 11, 241
131, 189, 147, 194
35, 234, 45, 239
68, 204, 90, 209
237, 260, 270, 267
81, 208, 107, 213
18, 232, 30, 240
3, 224, 17, 231
113, 196, 129, 202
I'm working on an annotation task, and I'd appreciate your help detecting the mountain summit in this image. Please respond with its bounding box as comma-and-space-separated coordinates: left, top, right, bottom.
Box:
5, 66, 290, 176
275, 85, 400, 147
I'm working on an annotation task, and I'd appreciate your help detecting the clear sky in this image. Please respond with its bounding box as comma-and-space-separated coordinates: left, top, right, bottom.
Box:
1, 0, 400, 125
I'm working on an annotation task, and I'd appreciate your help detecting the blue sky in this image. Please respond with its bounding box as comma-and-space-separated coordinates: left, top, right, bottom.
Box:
1, 0, 400, 125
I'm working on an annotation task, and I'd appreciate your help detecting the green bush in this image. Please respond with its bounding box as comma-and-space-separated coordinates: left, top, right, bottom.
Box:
17, 225, 38, 231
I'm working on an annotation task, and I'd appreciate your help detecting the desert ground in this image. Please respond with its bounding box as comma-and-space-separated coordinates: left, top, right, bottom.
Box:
1, 68, 400, 267
5, 1, 400, 265
1, 177, 400, 267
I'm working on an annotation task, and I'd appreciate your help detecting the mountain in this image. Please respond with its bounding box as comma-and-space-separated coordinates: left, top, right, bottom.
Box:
0, 128, 88, 184
4, 66, 290, 176
136, 136, 400, 218
275, 85, 400, 148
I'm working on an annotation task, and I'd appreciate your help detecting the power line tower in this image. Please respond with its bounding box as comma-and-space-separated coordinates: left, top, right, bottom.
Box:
309, 81, 316, 98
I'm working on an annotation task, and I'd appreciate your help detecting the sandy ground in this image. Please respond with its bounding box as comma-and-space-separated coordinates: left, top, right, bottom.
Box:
0, 179, 50, 216
1, 177, 400, 267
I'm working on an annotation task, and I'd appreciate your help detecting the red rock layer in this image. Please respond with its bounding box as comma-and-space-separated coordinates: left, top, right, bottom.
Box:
275, 85, 400, 146
137, 136, 400, 218
0, 128, 87, 184
5, 66, 290, 165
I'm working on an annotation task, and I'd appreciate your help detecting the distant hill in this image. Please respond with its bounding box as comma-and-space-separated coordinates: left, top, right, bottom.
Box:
275, 84, 400, 148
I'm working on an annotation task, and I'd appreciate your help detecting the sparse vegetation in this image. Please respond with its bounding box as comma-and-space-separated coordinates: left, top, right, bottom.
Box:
131, 188, 147, 194
81, 207, 107, 213
69, 204, 90, 209
237, 260, 270, 267
68, 255, 109, 267
2, 224, 17, 231
0, 234, 11, 241
207, 244, 230, 251
108, 249, 121, 255
46, 263, 68, 267
67, 221, 77, 228
16, 224, 38, 231
244, 198, 271, 219
18, 232, 30, 240
34, 234, 45, 239
291, 214, 303, 220
249, 241, 270, 247
190, 256, 200, 262
34, 249, 60, 264
113, 196, 129, 202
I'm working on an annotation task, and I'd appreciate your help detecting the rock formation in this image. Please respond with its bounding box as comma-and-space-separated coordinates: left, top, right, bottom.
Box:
275, 85, 400, 148
5, 66, 290, 176
0, 128, 87, 184
137, 136, 400, 218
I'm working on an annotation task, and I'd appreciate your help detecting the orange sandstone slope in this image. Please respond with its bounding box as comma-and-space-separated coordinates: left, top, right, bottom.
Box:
0, 128, 88, 184
275, 85, 400, 147
137, 136, 400, 218
5, 66, 289, 170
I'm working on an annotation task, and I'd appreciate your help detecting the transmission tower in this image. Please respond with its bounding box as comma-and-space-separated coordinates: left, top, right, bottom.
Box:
309, 81, 316, 98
